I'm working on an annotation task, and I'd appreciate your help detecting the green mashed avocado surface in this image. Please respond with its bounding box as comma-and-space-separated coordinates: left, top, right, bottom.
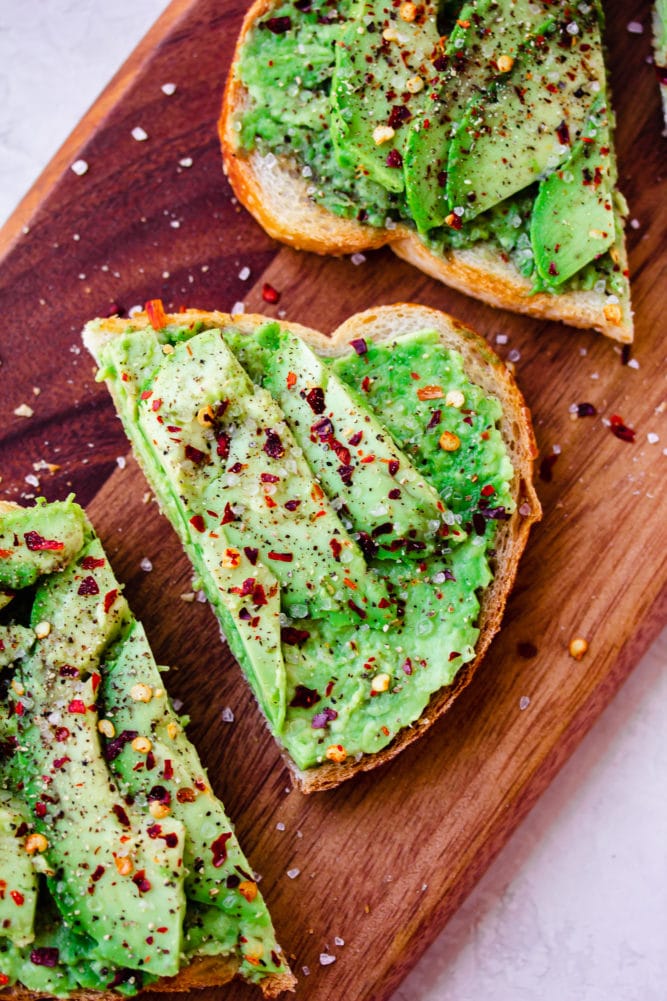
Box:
235, 0, 627, 298
94, 320, 515, 772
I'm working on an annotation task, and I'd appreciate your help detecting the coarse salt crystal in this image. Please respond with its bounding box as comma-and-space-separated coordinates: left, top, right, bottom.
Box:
351, 253, 366, 266
161, 82, 177, 95
221, 707, 235, 723
334, 936, 345, 947
116, 456, 127, 469
627, 358, 640, 370
172, 698, 184, 712
319, 953, 336, 966
131, 126, 149, 142
140, 557, 153, 572
179, 157, 193, 168
14, 404, 34, 418
71, 159, 89, 176
286, 867, 301, 879
170, 220, 181, 229
519, 696, 530, 710
630, 218, 640, 229
232, 301, 245, 314
647, 433, 660, 444
627, 20, 643, 33
24, 474, 39, 488
276, 822, 286, 831
302, 967, 311, 976
196, 590, 207, 603
495, 333, 508, 345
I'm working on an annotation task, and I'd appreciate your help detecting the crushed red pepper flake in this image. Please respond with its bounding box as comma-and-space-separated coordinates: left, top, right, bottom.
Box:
77, 576, 99, 597
24, 532, 64, 552
145, 299, 168, 329
262, 282, 281, 303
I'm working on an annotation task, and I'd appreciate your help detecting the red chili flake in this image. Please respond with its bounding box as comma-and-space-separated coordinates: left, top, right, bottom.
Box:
23, 532, 64, 552
281, 626, 311, 646
330, 538, 342, 561
146, 750, 156, 770
264, 495, 277, 509
166, 425, 181, 434
11, 891, 25, 907
388, 488, 401, 499
80, 556, 105, 570
388, 459, 400, 476
286, 371, 297, 388
104, 729, 138, 762
216, 432, 231, 459
189, 514, 206, 533
148, 785, 171, 805
132, 870, 152, 894
306, 387, 326, 414
290, 685, 321, 708
427, 408, 442, 429
548, 261, 559, 277
348, 430, 363, 446
262, 282, 281, 303
77, 576, 99, 597
401, 658, 413, 675
263, 429, 285, 458
609, 414, 636, 443
264, 15, 291, 33
268, 551, 293, 562
361, 376, 372, 392
90, 672, 101, 694
347, 600, 367, 620
151, 397, 162, 412
211, 832, 232, 868
162, 759, 174, 781
556, 120, 570, 145
448, 651, 460, 662
0, 975, 10, 987
252, 583, 268, 607
30, 947, 59, 968
576, 402, 597, 417
386, 148, 403, 168
350, 337, 368, 355
92, 864, 105, 882
244, 547, 258, 565
52, 756, 70, 770
481, 484, 496, 497
67, 700, 86, 715
221, 503, 238, 525
140, 390, 153, 401
34, 802, 47, 818
112, 804, 131, 827
55, 726, 70, 742
417, 385, 444, 401
539, 453, 559, 482
103, 589, 118, 614
388, 104, 411, 129
311, 707, 338, 729
145, 299, 168, 329
14, 702, 24, 717
284, 498, 301, 512
185, 444, 208, 464
338, 463, 354, 485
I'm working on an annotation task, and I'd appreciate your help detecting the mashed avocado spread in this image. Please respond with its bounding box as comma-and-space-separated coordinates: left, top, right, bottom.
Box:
235, 0, 627, 298
0, 499, 287, 996
92, 319, 514, 772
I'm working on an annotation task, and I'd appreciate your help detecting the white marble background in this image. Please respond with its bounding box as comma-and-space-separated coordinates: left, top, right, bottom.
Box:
1, 3, 666, 999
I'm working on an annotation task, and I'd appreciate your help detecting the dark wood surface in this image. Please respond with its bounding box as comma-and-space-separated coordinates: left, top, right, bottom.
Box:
1, 0, 665, 998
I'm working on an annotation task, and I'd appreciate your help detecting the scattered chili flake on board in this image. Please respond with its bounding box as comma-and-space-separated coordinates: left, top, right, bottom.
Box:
609, 414, 636, 443
262, 282, 281, 303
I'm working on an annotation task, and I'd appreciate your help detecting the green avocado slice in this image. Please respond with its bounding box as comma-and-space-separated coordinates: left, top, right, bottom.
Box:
330, 0, 440, 193
0, 789, 38, 948
100, 619, 285, 983
15, 536, 187, 978
530, 94, 616, 286
446, 3, 605, 222
403, 0, 552, 232
223, 322, 458, 558
0, 498, 86, 592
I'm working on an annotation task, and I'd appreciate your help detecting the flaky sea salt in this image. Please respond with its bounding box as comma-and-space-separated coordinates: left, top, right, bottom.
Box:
232, 301, 245, 314
276, 822, 286, 831
131, 126, 149, 141
495, 333, 508, 345
71, 159, 89, 176
519, 696, 531, 711
350, 253, 366, 266
319, 954, 336, 966
221, 707, 235, 723
116, 456, 127, 469
179, 157, 193, 168
238, 266, 251, 281
286, 868, 301, 879
627, 20, 644, 33
161, 82, 177, 95
140, 557, 153, 572
647, 433, 660, 444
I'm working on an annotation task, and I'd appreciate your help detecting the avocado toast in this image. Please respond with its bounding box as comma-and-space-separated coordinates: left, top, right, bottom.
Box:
220, 0, 632, 341
83, 303, 541, 792
0, 499, 294, 998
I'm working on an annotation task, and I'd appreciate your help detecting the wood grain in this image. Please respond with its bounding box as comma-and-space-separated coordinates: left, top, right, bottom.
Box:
0, 0, 665, 998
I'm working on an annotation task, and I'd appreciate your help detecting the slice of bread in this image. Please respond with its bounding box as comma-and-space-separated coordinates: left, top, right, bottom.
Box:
219, 0, 633, 343
84, 303, 541, 794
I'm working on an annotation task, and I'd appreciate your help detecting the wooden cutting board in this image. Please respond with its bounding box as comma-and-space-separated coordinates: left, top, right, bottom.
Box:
1, 0, 665, 997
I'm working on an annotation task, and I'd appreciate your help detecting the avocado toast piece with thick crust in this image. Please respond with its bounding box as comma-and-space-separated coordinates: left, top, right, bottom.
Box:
83, 303, 541, 793
220, 0, 632, 341
0, 498, 295, 999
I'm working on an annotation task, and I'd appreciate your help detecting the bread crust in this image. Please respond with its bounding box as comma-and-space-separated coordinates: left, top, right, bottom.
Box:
218, 0, 633, 343
83, 303, 542, 794
2, 954, 296, 999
